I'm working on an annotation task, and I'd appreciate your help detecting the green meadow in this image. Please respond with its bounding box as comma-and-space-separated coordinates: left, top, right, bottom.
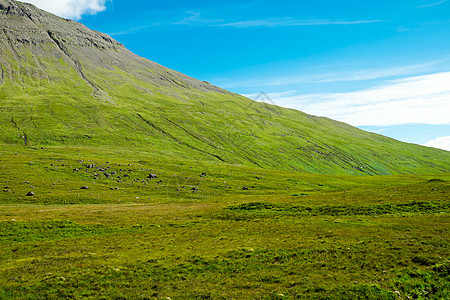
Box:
1, 2, 449, 297
1, 145, 448, 299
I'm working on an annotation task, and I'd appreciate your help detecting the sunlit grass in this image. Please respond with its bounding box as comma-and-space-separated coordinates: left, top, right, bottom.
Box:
0, 145, 448, 299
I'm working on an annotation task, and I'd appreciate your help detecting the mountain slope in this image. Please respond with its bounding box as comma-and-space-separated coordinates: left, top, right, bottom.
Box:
0, 0, 449, 175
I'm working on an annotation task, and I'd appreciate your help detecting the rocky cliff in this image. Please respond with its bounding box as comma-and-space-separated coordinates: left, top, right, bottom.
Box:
0, 0, 226, 96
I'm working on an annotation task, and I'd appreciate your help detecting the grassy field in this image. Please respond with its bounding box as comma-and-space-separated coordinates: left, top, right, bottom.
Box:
1, 5, 449, 297
1, 145, 448, 299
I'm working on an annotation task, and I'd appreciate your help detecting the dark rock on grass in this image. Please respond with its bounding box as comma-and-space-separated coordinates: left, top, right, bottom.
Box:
110, 187, 119, 190
428, 178, 446, 183
200, 172, 207, 177
80, 186, 89, 190
191, 187, 198, 192
148, 174, 158, 179
26, 191, 34, 196
242, 187, 249, 190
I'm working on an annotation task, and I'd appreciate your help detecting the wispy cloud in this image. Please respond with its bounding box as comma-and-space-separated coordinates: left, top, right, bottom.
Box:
423, 136, 450, 151
171, 12, 384, 28
109, 11, 384, 36
173, 11, 223, 25
217, 18, 384, 28
223, 62, 438, 89
418, 0, 448, 8
245, 72, 450, 127
313, 63, 437, 83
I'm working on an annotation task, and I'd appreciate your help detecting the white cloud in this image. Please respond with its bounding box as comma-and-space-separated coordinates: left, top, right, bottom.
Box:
173, 11, 223, 26
21, 0, 109, 20
171, 13, 384, 28
423, 136, 450, 151
224, 62, 438, 89
418, 0, 448, 8
218, 18, 384, 28
246, 72, 450, 127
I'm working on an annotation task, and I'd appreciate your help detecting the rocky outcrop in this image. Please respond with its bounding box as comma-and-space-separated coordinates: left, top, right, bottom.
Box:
0, 0, 229, 96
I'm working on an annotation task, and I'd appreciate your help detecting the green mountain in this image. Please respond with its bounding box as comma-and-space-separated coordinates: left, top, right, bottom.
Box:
0, 0, 448, 175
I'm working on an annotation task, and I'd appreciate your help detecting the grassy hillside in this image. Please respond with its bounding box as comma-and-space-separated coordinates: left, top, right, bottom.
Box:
0, 0, 449, 175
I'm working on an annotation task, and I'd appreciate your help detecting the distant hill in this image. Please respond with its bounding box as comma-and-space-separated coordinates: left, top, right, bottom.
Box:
0, 0, 448, 175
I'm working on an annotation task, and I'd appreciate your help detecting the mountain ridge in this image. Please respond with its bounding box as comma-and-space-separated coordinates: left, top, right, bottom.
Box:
0, 0, 449, 175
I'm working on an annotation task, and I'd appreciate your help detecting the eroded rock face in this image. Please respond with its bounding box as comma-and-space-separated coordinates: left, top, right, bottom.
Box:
0, 0, 228, 95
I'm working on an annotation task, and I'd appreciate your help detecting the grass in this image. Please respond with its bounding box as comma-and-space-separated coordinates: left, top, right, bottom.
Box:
0, 145, 449, 299
1, 47, 449, 175
1, 8, 449, 297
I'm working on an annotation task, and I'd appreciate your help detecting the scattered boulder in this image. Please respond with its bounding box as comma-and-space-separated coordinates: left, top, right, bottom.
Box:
200, 172, 207, 177
26, 191, 34, 196
428, 178, 445, 183
191, 187, 198, 192
148, 174, 158, 179
242, 187, 249, 190
80, 186, 89, 190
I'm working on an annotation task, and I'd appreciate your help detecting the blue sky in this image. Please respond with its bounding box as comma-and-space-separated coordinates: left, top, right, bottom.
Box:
24, 0, 450, 150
